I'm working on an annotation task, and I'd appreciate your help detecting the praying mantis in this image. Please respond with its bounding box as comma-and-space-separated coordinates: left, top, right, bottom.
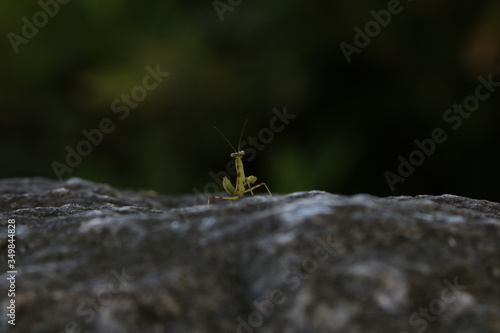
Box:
207, 120, 272, 204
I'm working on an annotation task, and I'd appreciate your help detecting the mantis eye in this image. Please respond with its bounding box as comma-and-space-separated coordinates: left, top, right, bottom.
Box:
247, 176, 257, 184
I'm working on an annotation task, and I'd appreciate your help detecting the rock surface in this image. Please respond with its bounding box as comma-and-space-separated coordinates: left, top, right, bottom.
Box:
1, 178, 500, 333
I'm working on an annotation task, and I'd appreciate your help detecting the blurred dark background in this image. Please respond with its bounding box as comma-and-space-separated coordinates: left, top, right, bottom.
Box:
1, 1, 500, 201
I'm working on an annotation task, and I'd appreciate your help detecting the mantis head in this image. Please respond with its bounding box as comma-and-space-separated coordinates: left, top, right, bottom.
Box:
230, 151, 245, 159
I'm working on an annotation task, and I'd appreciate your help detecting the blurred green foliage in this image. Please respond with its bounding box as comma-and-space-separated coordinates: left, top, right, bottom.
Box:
1, 1, 500, 200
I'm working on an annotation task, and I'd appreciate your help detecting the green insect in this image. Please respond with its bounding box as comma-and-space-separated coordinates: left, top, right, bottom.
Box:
208, 120, 272, 204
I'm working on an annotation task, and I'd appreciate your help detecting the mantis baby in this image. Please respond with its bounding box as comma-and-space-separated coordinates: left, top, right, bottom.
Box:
207, 120, 272, 204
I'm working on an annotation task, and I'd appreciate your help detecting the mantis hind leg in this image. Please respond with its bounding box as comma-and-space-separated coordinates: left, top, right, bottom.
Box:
244, 183, 272, 196
207, 195, 239, 204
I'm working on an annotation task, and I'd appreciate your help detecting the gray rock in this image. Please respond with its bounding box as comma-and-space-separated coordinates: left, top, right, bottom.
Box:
1, 178, 499, 333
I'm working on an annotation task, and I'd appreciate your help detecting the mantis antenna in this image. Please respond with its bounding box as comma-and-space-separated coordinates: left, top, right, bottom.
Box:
237, 119, 248, 151
213, 119, 248, 153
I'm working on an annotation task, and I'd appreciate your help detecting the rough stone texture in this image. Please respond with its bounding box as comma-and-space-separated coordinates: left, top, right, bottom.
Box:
1, 178, 500, 333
